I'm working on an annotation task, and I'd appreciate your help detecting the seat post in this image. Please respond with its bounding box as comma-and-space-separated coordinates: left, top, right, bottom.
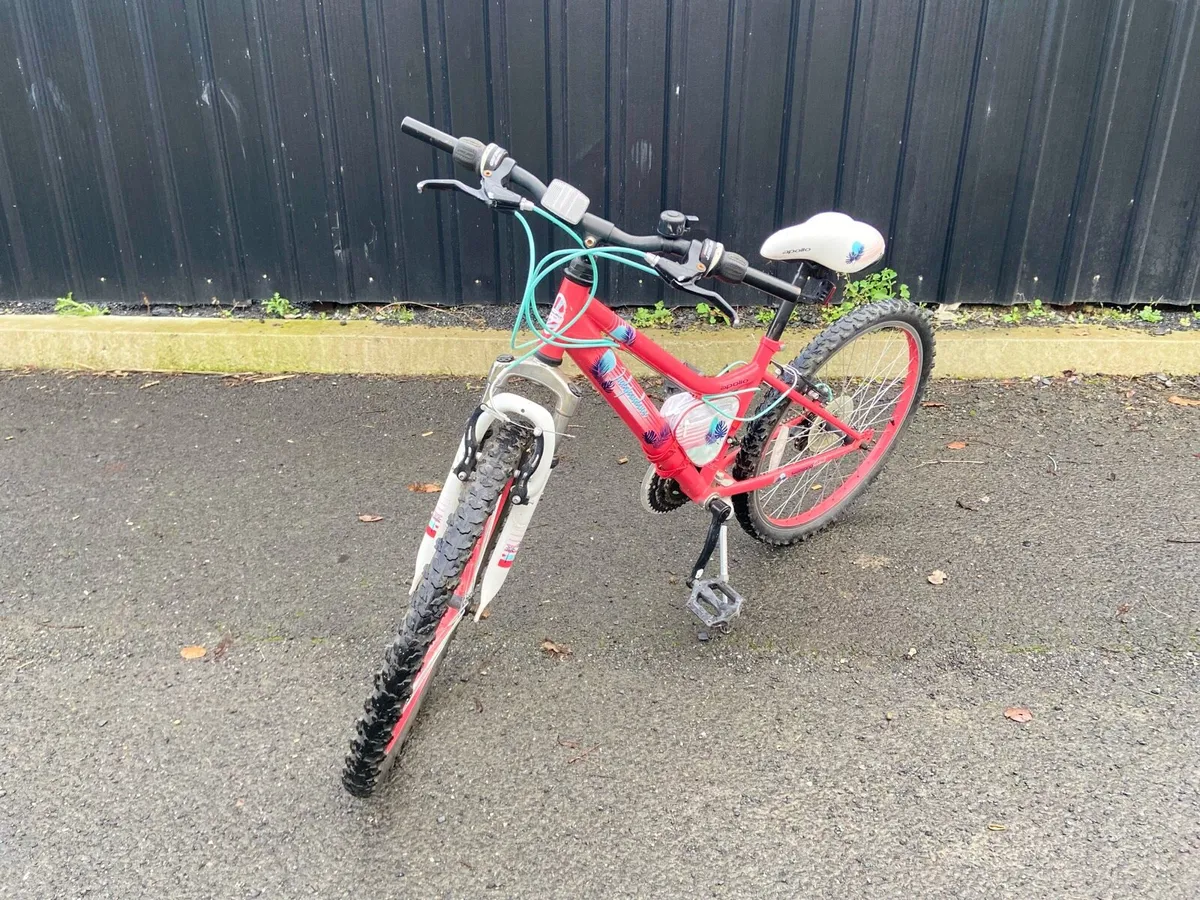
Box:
765, 300, 797, 341
765, 260, 839, 339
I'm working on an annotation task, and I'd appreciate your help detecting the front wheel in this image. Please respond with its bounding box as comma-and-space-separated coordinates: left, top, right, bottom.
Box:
341, 422, 528, 797
733, 299, 934, 545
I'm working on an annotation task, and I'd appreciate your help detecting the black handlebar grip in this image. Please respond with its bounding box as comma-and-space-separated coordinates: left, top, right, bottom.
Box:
453, 137, 485, 173
714, 251, 749, 283
399, 116, 457, 153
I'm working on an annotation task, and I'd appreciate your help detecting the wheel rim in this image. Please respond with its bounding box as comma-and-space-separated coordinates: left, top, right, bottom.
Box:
754, 321, 923, 529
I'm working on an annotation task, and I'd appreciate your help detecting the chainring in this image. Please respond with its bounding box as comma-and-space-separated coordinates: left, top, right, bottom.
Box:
640, 465, 690, 514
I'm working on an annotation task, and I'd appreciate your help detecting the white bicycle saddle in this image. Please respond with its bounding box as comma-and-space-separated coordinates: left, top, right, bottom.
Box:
759, 212, 885, 274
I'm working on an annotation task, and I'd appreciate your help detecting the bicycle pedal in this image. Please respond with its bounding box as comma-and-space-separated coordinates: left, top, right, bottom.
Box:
687, 579, 745, 628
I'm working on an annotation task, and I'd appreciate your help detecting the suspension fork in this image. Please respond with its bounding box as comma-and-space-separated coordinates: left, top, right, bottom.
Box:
409, 354, 580, 613
484, 353, 583, 439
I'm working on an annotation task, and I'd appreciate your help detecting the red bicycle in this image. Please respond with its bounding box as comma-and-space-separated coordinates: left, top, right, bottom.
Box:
342, 118, 935, 797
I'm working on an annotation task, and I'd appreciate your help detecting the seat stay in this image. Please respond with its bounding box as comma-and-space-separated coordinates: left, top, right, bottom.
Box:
760, 371, 866, 442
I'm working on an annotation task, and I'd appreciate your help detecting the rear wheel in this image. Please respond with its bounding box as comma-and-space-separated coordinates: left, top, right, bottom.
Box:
733, 299, 934, 545
341, 422, 528, 797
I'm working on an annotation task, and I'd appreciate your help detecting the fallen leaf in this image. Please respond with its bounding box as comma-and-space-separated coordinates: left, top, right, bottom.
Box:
541, 639, 571, 658
479, 607, 492, 619
921, 402, 946, 408
927, 570, 947, 585
946, 441, 968, 450
180, 645, 206, 660
617, 456, 629, 465
357, 514, 384, 523
421, 430, 434, 437
1004, 706, 1033, 723
1116, 602, 1132, 617
407, 482, 442, 493
1167, 395, 1200, 407
987, 823, 1009, 832
139, 380, 161, 390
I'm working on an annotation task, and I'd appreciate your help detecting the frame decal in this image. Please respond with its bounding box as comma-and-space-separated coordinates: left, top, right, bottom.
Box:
547, 274, 873, 505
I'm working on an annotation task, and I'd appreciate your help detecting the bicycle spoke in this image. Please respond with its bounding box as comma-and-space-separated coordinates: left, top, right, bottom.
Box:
754, 322, 921, 528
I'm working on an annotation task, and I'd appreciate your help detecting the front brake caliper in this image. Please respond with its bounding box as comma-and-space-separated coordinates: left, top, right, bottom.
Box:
453, 406, 488, 482
510, 432, 545, 505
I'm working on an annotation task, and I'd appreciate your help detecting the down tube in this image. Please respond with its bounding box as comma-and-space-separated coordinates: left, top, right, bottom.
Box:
569, 342, 679, 465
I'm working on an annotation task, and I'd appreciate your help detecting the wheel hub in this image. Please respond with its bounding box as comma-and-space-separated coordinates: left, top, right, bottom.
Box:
804, 394, 854, 455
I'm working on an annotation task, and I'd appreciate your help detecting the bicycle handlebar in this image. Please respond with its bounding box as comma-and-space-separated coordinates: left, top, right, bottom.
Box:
400, 117, 459, 154
399, 116, 803, 304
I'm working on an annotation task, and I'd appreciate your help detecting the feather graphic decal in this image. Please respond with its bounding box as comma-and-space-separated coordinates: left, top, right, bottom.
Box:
590, 350, 617, 382
706, 418, 730, 445
611, 322, 636, 346
642, 424, 673, 447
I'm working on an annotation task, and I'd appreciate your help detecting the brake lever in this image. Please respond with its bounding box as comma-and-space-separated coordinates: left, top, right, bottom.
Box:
646, 249, 741, 327
674, 280, 740, 327
417, 157, 524, 211
417, 177, 487, 200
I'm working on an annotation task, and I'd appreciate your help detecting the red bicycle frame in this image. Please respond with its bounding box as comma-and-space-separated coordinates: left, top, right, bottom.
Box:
534, 276, 874, 504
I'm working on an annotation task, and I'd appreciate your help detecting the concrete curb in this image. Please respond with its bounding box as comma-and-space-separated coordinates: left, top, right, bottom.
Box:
1, 314, 1196, 378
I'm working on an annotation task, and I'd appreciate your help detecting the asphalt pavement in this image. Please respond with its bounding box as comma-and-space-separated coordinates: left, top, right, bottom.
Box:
1, 369, 1198, 899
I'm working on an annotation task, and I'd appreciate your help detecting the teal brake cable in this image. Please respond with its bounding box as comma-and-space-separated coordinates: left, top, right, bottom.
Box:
494, 205, 789, 425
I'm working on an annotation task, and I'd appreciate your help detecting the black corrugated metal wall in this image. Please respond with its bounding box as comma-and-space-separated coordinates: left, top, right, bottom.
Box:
0, 0, 1197, 308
